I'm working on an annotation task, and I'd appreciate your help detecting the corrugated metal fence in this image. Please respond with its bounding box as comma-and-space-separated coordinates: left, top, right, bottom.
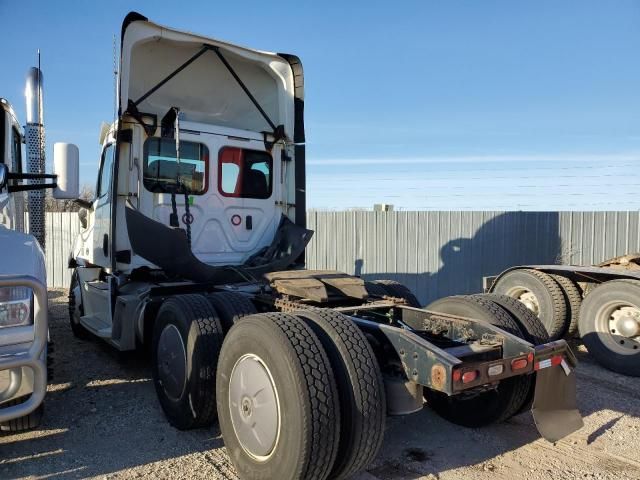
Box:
41, 211, 640, 304
32, 212, 81, 289
306, 211, 640, 305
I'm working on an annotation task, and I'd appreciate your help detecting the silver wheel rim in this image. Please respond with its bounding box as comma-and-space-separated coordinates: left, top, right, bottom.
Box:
507, 287, 540, 315
157, 324, 187, 400
596, 301, 640, 355
229, 353, 281, 461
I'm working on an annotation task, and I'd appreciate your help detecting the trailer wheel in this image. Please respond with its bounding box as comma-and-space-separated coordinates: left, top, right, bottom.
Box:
152, 294, 224, 430
371, 280, 421, 307
217, 313, 340, 480
68, 270, 90, 339
550, 274, 582, 338
492, 269, 567, 340
0, 395, 44, 433
579, 279, 640, 377
295, 309, 386, 479
206, 292, 257, 332
424, 296, 531, 426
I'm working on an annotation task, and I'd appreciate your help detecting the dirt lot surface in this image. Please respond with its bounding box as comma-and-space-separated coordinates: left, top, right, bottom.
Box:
1, 289, 639, 480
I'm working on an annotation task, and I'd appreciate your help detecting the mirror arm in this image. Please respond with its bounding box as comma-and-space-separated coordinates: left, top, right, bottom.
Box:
73, 198, 93, 209
7, 172, 57, 181
8, 183, 57, 193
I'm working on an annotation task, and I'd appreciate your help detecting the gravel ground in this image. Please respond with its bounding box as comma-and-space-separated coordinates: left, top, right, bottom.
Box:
1, 290, 639, 480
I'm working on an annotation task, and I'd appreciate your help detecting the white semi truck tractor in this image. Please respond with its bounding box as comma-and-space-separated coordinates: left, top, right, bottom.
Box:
68, 12, 583, 479
0, 67, 78, 431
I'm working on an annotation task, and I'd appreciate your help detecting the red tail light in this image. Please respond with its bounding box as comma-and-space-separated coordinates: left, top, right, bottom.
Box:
462, 370, 478, 384
511, 357, 529, 370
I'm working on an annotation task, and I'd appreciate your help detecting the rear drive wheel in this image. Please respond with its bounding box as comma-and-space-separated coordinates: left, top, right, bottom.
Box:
217, 313, 340, 480
295, 309, 386, 479
371, 280, 421, 307
474, 292, 549, 414
152, 294, 224, 429
473, 293, 549, 345
579, 279, 640, 376
206, 291, 257, 332
493, 269, 568, 340
68, 270, 90, 339
0, 395, 44, 433
550, 274, 582, 338
424, 295, 531, 426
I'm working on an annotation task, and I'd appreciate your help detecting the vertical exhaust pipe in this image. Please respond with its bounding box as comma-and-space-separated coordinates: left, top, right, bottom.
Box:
24, 65, 46, 250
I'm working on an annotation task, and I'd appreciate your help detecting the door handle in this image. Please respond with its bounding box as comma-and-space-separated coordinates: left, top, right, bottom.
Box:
246, 215, 253, 230
103, 234, 109, 257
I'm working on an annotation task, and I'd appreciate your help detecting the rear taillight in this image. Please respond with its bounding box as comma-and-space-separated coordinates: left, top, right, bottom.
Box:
487, 364, 504, 376
511, 357, 528, 370
461, 370, 478, 384
511, 352, 534, 371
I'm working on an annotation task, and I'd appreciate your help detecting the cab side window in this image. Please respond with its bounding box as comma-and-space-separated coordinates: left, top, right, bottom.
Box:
11, 128, 22, 174
218, 147, 272, 199
97, 145, 115, 199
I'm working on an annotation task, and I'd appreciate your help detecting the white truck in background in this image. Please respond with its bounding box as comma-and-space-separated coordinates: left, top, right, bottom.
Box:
0, 67, 78, 431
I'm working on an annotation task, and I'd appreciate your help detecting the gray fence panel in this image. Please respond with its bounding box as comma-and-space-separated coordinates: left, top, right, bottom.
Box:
305, 211, 640, 306
41, 211, 640, 299
33, 212, 79, 288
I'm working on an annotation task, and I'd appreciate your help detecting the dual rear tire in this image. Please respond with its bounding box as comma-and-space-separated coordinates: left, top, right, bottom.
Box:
152, 295, 386, 479
425, 294, 548, 427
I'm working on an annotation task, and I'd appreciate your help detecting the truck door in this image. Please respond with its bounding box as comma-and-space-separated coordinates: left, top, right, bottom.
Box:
92, 144, 115, 268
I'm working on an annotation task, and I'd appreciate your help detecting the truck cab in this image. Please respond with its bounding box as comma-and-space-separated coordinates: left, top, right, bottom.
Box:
0, 98, 49, 431
70, 13, 306, 344
0, 90, 78, 431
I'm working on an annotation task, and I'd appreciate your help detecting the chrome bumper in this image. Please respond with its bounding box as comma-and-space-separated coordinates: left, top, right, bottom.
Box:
0, 275, 47, 423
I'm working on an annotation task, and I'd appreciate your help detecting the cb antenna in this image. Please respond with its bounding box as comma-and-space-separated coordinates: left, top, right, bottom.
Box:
112, 34, 118, 124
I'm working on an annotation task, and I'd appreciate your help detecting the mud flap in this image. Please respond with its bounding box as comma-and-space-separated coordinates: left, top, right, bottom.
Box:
531, 364, 583, 442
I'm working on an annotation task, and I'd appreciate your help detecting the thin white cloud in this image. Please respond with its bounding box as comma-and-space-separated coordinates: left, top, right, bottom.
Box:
307, 152, 640, 166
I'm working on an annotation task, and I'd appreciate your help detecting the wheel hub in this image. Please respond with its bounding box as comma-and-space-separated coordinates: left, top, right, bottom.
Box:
229, 354, 280, 460
512, 289, 540, 315
610, 307, 640, 340
157, 324, 187, 400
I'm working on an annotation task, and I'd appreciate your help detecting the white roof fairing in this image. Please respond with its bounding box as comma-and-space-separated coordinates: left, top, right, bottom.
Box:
119, 15, 296, 138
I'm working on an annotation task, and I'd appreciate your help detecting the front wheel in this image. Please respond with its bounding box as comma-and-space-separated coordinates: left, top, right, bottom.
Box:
68, 270, 90, 339
579, 279, 640, 376
216, 313, 340, 480
0, 396, 44, 433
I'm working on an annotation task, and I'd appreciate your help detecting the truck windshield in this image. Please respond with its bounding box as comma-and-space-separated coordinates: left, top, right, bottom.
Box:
143, 138, 208, 194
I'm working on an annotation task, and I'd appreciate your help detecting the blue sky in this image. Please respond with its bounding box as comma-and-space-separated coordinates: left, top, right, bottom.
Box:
1, 1, 639, 210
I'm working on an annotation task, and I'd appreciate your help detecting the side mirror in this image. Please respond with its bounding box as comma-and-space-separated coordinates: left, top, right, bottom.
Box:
0, 164, 7, 191
78, 208, 88, 229
52, 143, 79, 199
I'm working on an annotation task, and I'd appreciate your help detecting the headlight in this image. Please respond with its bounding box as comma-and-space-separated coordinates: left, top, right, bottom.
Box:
0, 287, 33, 328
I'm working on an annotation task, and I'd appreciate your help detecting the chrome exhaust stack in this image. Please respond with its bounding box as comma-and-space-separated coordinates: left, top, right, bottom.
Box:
24, 66, 46, 250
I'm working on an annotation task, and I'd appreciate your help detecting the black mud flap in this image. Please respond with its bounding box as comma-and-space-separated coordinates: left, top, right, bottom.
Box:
531, 364, 583, 442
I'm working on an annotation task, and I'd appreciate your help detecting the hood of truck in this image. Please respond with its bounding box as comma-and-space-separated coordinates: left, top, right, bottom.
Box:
119, 12, 298, 138
0, 226, 46, 284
